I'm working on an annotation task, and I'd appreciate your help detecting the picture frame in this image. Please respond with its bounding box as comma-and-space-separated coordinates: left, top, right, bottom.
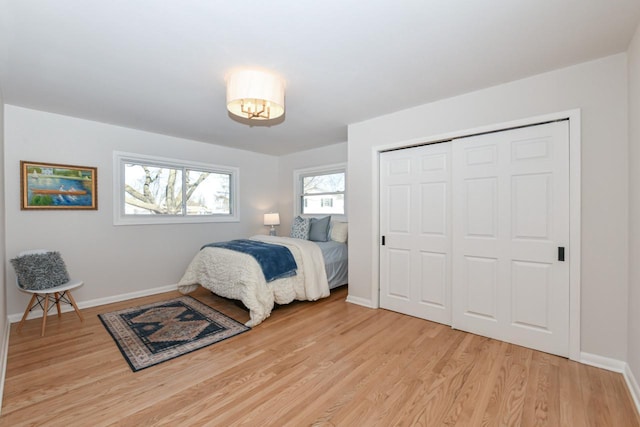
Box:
21, 161, 98, 210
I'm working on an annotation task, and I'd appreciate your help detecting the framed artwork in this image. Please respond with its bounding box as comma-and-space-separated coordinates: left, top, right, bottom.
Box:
21, 161, 98, 210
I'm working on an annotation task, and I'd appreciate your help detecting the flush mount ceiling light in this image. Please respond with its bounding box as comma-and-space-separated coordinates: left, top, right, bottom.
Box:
226, 69, 285, 120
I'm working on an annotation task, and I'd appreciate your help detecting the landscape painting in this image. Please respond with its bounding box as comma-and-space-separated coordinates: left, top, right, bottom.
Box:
21, 161, 97, 210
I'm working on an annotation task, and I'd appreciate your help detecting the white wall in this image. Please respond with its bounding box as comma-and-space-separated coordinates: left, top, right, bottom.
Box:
4, 106, 279, 317
0, 88, 8, 405
277, 143, 347, 233
348, 54, 629, 360
628, 23, 640, 384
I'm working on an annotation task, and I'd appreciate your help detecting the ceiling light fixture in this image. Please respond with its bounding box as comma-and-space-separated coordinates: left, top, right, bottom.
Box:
226, 69, 285, 120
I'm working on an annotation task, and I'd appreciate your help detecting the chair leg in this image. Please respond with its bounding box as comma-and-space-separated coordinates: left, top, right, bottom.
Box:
54, 292, 62, 317
18, 294, 37, 332
66, 291, 84, 322
41, 295, 49, 337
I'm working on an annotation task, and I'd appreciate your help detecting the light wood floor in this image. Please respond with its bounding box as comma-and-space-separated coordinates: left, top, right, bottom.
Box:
1, 286, 638, 426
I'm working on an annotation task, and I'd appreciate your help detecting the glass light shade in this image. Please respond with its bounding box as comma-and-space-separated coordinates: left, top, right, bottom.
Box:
226, 70, 285, 120
264, 213, 280, 226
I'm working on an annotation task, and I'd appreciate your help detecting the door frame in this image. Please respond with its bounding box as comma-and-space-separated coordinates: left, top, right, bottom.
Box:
371, 109, 581, 361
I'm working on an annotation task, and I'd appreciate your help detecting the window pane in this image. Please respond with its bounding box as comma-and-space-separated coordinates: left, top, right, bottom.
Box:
302, 194, 344, 214
115, 152, 240, 225
303, 172, 345, 194
124, 163, 183, 215
186, 170, 231, 215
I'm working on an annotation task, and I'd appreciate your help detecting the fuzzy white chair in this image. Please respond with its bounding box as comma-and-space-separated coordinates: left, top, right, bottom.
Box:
11, 249, 84, 337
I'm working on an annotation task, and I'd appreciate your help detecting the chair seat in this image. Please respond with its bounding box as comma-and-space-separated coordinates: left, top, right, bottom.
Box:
19, 279, 83, 295
12, 249, 85, 337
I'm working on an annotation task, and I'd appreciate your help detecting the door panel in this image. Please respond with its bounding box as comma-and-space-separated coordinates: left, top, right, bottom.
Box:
380, 142, 452, 325
464, 256, 498, 320
465, 177, 498, 237
387, 249, 411, 299
388, 185, 411, 233
511, 260, 551, 330
512, 173, 551, 239
420, 183, 447, 235
452, 121, 570, 357
419, 251, 447, 307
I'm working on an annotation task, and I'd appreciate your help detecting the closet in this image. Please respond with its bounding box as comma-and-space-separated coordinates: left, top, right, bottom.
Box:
379, 121, 570, 357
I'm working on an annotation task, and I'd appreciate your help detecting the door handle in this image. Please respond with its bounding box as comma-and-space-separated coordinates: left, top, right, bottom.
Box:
558, 247, 565, 262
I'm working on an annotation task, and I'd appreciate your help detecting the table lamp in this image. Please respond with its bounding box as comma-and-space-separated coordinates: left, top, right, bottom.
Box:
264, 213, 280, 236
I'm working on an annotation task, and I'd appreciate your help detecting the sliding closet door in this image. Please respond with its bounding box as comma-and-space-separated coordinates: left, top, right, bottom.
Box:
452, 121, 570, 356
380, 143, 452, 325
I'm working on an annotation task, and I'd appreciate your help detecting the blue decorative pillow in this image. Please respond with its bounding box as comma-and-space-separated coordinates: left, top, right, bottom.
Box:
309, 216, 331, 242
11, 252, 70, 290
290, 216, 310, 240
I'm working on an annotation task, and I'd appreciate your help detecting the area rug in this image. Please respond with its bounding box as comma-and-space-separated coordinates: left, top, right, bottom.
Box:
99, 296, 249, 372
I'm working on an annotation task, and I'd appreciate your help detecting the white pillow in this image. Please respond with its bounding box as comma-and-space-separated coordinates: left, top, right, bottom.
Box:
330, 222, 348, 243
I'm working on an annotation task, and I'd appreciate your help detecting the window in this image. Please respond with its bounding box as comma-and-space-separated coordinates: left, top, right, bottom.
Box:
294, 164, 346, 218
113, 152, 239, 225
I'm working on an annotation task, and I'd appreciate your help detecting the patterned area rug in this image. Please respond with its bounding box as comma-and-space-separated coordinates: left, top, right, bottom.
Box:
99, 296, 249, 372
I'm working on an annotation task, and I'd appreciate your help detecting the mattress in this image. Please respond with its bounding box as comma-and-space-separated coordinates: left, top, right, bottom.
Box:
314, 240, 348, 289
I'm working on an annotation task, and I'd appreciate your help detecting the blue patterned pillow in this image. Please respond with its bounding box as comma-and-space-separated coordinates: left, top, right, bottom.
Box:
290, 216, 310, 240
11, 251, 70, 290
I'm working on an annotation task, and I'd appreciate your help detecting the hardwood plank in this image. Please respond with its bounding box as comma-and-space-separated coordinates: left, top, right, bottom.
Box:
581, 362, 615, 427
439, 335, 504, 426
562, 360, 589, 426
520, 351, 561, 427
0, 286, 638, 426
601, 369, 640, 427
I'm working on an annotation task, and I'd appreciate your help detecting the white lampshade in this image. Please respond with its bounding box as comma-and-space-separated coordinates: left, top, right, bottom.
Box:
226, 70, 285, 120
264, 213, 280, 226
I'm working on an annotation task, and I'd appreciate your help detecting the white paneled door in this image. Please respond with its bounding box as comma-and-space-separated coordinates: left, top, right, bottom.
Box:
379, 121, 570, 357
379, 143, 453, 325
452, 121, 570, 356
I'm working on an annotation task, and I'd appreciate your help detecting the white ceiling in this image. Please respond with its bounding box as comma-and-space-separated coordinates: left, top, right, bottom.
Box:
1, 1, 640, 156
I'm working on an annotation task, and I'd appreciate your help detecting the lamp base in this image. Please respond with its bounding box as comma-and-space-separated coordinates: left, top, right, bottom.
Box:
269, 226, 277, 236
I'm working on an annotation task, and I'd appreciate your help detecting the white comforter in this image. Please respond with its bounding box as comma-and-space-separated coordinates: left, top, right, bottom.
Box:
177, 236, 330, 327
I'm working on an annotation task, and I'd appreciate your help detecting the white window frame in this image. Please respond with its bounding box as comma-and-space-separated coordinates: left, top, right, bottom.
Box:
293, 163, 347, 221
113, 151, 239, 225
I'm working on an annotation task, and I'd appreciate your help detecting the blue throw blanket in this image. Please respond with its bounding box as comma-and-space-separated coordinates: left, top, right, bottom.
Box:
201, 239, 297, 282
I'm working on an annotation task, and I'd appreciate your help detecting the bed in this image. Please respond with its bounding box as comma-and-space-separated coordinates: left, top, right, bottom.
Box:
177, 235, 348, 327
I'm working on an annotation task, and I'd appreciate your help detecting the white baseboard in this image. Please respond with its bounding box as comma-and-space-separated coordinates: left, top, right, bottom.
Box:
0, 319, 11, 416
581, 352, 640, 415
624, 364, 640, 416
8, 283, 179, 323
345, 294, 375, 308
580, 351, 627, 372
